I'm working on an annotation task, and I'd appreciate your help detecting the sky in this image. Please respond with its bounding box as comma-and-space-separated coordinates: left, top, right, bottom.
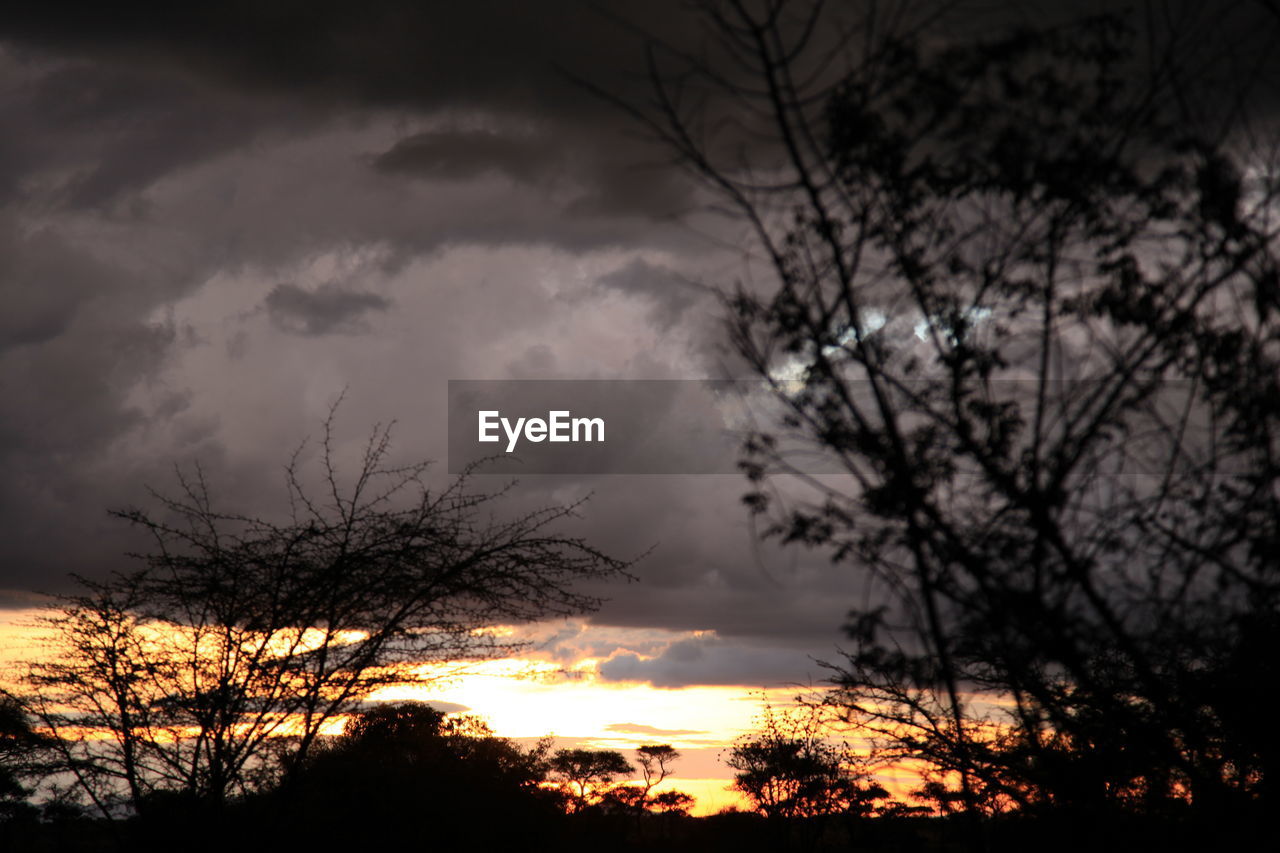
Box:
0, 0, 873, 810
3, 0, 1278, 814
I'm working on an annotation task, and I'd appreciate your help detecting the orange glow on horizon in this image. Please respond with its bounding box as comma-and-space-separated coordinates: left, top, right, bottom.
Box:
1, 611, 926, 816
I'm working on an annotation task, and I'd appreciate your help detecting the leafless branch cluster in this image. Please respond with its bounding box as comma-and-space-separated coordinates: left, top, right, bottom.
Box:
624, 0, 1280, 828
12, 405, 628, 817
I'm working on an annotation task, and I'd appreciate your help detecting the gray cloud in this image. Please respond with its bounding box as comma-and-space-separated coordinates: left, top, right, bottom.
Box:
598, 634, 828, 690
374, 130, 560, 186
596, 259, 705, 330
0, 2, 695, 118
264, 282, 390, 336
372, 125, 695, 227
0, 47, 322, 213
0, 225, 100, 349
3, 0, 1274, 696
0, 1, 703, 230
0, 3, 841, 678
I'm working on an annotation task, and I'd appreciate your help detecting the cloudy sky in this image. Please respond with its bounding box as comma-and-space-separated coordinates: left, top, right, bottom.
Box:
0, 0, 882, 656
0, 2, 880, 798
4, 0, 1277, 810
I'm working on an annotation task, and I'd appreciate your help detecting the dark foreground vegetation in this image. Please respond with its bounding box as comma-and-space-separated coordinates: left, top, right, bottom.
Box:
5, 810, 1266, 853
2, 698, 1271, 852
605, 2, 1280, 849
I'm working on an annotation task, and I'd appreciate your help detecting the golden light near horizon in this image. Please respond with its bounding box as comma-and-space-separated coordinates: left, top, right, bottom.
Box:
0, 608, 807, 814
3, 0, 1272, 846
382, 656, 776, 743
2, 606, 957, 815
367, 646, 804, 815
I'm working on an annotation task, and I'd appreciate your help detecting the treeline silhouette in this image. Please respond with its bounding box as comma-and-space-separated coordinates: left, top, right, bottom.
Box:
4, 693, 1266, 853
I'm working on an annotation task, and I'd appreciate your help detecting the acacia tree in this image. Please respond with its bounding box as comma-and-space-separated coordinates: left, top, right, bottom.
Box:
15, 410, 628, 818
635, 744, 680, 804
605, 744, 696, 818
548, 748, 635, 813
623, 0, 1280, 830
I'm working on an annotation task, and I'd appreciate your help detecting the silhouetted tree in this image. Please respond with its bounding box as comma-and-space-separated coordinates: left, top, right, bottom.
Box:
635, 744, 680, 806
727, 700, 887, 822
648, 788, 696, 814
621, 0, 1280, 840
14, 406, 627, 820
549, 748, 635, 813
0, 696, 51, 823
601, 743, 696, 843
251, 701, 562, 849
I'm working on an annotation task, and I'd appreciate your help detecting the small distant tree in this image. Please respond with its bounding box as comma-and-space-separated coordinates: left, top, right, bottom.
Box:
14, 406, 628, 819
636, 744, 681, 802
648, 789, 695, 815
604, 743, 696, 833
549, 748, 635, 813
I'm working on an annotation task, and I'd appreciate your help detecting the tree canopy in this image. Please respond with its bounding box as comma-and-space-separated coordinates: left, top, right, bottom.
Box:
549, 748, 636, 813
251, 702, 562, 849
623, 0, 1280, 840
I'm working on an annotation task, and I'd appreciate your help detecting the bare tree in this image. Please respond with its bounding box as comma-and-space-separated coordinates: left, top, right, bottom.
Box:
617, 0, 1280, 836
14, 407, 628, 818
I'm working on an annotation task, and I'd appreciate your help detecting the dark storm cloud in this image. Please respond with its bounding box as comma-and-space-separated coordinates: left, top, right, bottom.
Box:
373, 128, 693, 224
0, 48, 319, 212
4, 0, 1278, 694
0, 1, 691, 118
0, 0, 708, 595
595, 259, 705, 329
562, 150, 694, 223
0, 225, 100, 349
0, 0, 700, 237
0, 212, 178, 455
264, 282, 390, 336
374, 130, 559, 186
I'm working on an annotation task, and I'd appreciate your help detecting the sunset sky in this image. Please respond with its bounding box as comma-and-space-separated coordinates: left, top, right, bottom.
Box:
0, 0, 874, 811
3, 0, 1274, 819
